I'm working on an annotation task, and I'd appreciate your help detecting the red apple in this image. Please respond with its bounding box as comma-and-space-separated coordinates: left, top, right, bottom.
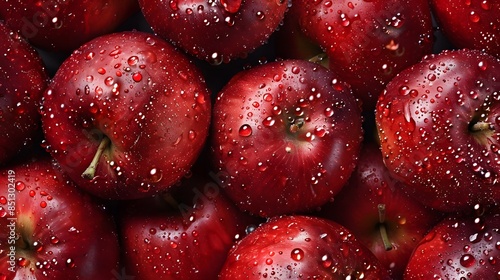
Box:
120, 172, 261, 279
376, 49, 500, 212
319, 141, 443, 278
40, 31, 212, 200
0, 22, 48, 166
430, 0, 499, 57
0, 0, 139, 52
404, 210, 500, 279
293, 0, 434, 111
211, 59, 363, 217
138, 0, 288, 64
0, 157, 120, 279
219, 215, 391, 279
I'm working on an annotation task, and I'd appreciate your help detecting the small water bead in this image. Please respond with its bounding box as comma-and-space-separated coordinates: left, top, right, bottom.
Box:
290, 248, 304, 261
15, 181, 25, 191
97, 68, 106, 75
481, 0, 490, 10
239, 124, 253, 137
109, 48, 122, 57
132, 72, 143, 82
460, 254, 476, 267
127, 56, 139, 66
469, 11, 480, 23
262, 116, 275, 127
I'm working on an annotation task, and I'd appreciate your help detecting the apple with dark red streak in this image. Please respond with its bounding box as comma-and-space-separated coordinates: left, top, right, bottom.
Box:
0, 22, 47, 166
376, 49, 500, 212
211, 59, 363, 217
120, 172, 261, 279
0, 0, 139, 52
319, 141, 443, 278
138, 0, 288, 64
40, 31, 212, 200
0, 157, 120, 279
219, 215, 391, 279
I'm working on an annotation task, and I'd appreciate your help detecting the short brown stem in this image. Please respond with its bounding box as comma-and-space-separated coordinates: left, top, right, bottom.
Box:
81, 136, 110, 180
471, 121, 492, 132
162, 192, 180, 209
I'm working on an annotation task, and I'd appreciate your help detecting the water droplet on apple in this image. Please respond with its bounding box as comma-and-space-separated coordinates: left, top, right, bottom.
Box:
239, 124, 253, 137
256, 11, 265, 20
262, 116, 275, 127
469, 11, 480, 23
460, 254, 476, 267
149, 168, 163, 183
127, 56, 139, 66
132, 72, 143, 82
290, 248, 304, 261
220, 0, 242, 13
15, 181, 25, 191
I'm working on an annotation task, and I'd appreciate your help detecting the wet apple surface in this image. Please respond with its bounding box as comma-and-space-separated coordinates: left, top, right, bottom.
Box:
40, 31, 212, 200
211, 59, 363, 217
0, 0, 498, 279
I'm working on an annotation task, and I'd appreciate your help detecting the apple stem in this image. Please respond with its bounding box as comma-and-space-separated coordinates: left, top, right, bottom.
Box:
378, 204, 393, 251
81, 136, 110, 180
471, 121, 492, 132
162, 192, 180, 209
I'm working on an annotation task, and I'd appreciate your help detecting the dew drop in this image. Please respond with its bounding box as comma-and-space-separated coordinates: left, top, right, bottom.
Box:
127, 56, 139, 66
239, 124, 253, 137
132, 72, 143, 82
469, 11, 480, 23
291, 248, 304, 261
15, 181, 25, 191
263, 116, 275, 127
460, 254, 476, 267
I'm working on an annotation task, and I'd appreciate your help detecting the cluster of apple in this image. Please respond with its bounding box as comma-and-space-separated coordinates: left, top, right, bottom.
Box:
0, 0, 499, 279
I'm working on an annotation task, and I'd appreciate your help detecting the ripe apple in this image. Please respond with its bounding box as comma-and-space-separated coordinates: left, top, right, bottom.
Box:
318, 141, 443, 278
138, 0, 288, 64
0, 0, 139, 52
404, 211, 500, 279
430, 0, 499, 57
211, 59, 363, 217
0, 157, 120, 279
0, 22, 48, 166
40, 31, 212, 200
292, 0, 434, 111
120, 172, 261, 279
219, 215, 391, 279
376, 49, 500, 212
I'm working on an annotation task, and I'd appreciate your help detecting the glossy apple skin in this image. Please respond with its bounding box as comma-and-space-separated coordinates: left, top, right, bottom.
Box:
120, 174, 261, 279
0, 0, 139, 52
40, 31, 212, 200
319, 141, 443, 278
404, 212, 500, 279
211, 59, 363, 217
430, 0, 499, 57
138, 0, 287, 64
0, 22, 48, 166
376, 49, 500, 212
0, 157, 120, 279
295, 0, 434, 111
219, 215, 391, 279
